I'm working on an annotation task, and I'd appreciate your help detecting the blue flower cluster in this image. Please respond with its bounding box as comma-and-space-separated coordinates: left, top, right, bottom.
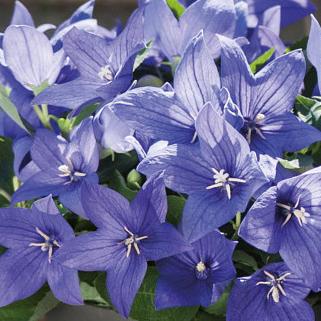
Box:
0, 0, 321, 320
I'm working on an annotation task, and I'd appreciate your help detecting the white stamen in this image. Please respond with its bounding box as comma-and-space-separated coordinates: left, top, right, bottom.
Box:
255, 113, 266, 122
206, 168, 246, 200
246, 113, 266, 144
98, 65, 114, 82
58, 164, 87, 183
122, 226, 148, 258
29, 227, 61, 263
196, 261, 206, 273
256, 271, 291, 304
277, 197, 310, 227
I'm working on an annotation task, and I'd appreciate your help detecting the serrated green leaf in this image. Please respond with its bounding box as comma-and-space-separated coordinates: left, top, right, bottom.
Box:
131, 267, 199, 321
166, 195, 186, 226
250, 48, 275, 74
0, 85, 29, 133
166, 0, 185, 18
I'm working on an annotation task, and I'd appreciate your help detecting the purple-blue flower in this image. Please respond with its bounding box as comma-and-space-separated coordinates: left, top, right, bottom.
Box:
227, 262, 314, 321
307, 14, 321, 95
12, 119, 99, 217
55, 174, 191, 317
156, 230, 236, 308
219, 36, 321, 157
110, 32, 220, 144
33, 7, 145, 113
0, 195, 82, 306
138, 103, 266, 242
247, 0, 315, 29
239, 169, 321, 291
144, 0, 238, 60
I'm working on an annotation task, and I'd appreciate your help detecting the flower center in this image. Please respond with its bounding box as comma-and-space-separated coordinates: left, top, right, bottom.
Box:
121, 226, 148, 258
98, 65, 114, 82
29, 227, 61, 263
206, 168, 246, 200
58, 164, 87, 184
195, 261, 209, 280
277, 196, 310, 227
241, 113, 266, 144
256, 270, 291, 303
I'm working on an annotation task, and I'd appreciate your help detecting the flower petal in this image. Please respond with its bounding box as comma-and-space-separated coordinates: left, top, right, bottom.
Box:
0, 248, 47, 307
174, 32, 220, 119
10, 1, 35, 26
47, 261, 83, 305
106, 250, 147, 318
239, 186, 282, 253
111, 87, 195, 144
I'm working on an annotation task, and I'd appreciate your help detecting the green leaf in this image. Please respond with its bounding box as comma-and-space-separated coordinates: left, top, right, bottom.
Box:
166, 195, 186, 226
0, 137, 14, 206
94, 273, 111, 304
166, 0, 185, 18
204, 286, 231, 316
72, 103, 99, 127
295, 95, 321, 130
134, 41, 153, 71
0, 85, 29, 133
108, 170, 137, 200
233, 250, 258, 271
80, 282, 110, 307
250, 48, 275, 74
131, 267, 199, 321
28, 291, 59, 321
277, 158, 300, 170
0, 287, 58, 321
193, 311, 225, 321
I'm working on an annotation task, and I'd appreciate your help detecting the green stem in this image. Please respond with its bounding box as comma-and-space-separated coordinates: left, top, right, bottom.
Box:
0, 188, 11, 202
33, 104, 52, 130
232, 212, 242, 240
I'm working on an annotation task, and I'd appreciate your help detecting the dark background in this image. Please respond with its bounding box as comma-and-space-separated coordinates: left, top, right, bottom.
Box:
0, 0, 321, 320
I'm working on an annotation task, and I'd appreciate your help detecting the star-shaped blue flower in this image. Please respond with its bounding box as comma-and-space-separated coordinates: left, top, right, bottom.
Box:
156, 230, 236, 309
55, 174, 192, 318
0, 195, 82, 307
138, 103, 266, 242
239, 168, 321, 291
12, 118, 99, 217
227, 262, 314, 321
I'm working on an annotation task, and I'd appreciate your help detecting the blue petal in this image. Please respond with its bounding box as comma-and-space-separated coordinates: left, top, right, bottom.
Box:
10, 1, 35, 26
174, 32, 220, 119
239, 186, 282, 253
0, 248, 48, 307
106, 250, 147, 318
307, 15, 321, 94
32, 195, 60, 215
47, 261, 83, 305
111, 87, 195, 144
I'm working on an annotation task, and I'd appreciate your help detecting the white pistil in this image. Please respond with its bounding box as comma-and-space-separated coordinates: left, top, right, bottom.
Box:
196, 261, 206, 273
58, 164, 86, 183
206, 168, 246, 200
277, 196, 310, 227
246, 113, 266, 144
256, 270, 291, 303
29, 227, 61, 263
98, 65, 114, 82
122, 226, 148, 258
